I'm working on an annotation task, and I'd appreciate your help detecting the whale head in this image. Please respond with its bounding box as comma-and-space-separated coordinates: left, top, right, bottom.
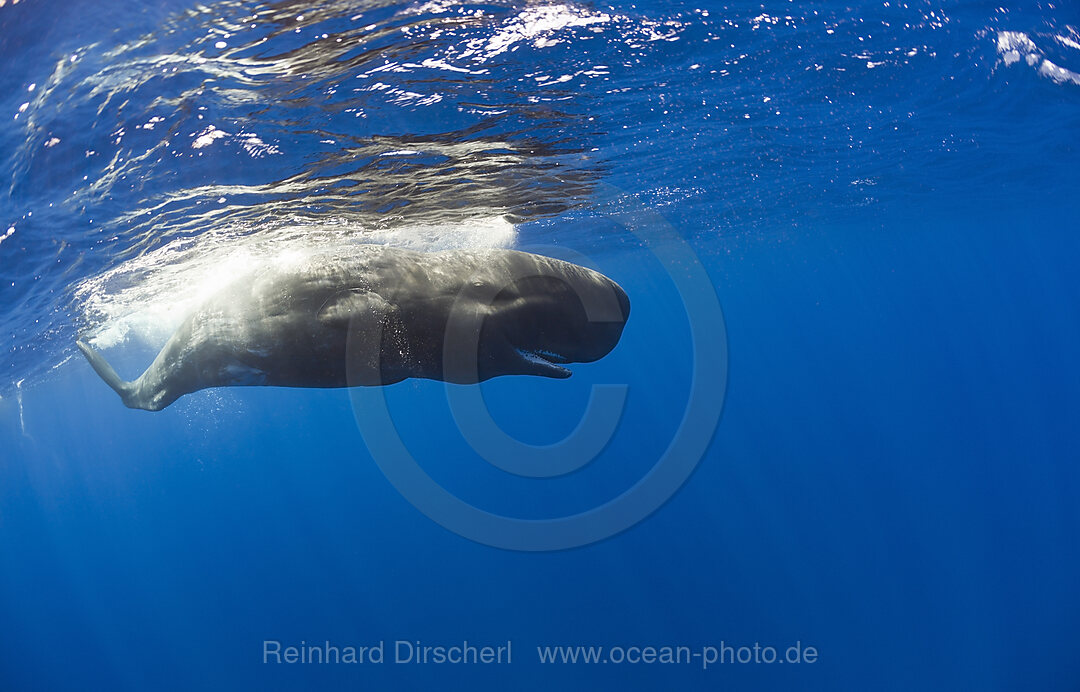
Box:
442, 252, 630, 381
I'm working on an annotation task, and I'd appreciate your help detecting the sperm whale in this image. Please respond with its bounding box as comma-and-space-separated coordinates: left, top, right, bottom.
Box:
77, 245, 630, 411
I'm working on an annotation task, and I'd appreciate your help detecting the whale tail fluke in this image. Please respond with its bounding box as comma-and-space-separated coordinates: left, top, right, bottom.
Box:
76, 340, 138, 408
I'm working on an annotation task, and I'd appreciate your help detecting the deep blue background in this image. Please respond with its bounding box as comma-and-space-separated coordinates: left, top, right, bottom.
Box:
3, 1, 1079, 690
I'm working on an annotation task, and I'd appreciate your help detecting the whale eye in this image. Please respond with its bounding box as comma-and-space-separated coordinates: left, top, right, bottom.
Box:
472, 280, 484, 288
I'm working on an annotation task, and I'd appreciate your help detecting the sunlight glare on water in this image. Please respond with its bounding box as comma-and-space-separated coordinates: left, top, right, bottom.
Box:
75, 215, 516, 349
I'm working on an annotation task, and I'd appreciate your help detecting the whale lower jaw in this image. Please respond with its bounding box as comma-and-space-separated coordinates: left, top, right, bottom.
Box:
515, 348, 572, 378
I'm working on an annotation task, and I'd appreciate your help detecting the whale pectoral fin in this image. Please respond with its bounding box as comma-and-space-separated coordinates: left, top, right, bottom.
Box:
317, 289, 392, 326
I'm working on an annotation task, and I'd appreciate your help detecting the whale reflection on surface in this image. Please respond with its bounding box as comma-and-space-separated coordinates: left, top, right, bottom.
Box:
0, 0, 645, 392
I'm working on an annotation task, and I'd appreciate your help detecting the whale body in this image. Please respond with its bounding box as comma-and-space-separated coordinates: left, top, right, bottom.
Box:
77, 245, 630, 411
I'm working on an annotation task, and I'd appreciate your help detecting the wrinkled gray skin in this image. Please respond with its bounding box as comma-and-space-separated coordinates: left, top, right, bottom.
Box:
77, 245, 630, 411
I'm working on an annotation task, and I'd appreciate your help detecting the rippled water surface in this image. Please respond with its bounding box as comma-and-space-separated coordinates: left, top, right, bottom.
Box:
2, 0, 1079, 690
4, 0, 1078, 388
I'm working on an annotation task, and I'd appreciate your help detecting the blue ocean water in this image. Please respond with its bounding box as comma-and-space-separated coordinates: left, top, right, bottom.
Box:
2, 0, 1079, 689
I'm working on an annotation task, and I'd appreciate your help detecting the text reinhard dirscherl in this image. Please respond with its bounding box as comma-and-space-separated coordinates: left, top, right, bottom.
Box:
262, 640, 819, 669
263, 640, 512, 665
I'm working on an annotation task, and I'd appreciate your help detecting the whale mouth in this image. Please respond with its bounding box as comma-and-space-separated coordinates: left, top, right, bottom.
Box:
516, 348, 572, 378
